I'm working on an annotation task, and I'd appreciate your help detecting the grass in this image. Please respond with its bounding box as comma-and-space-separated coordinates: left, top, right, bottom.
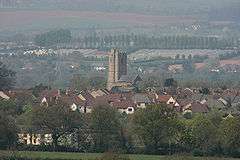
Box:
0, 151, 239, 160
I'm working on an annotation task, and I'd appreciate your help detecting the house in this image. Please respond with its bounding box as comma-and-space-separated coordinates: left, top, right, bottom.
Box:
182, 101, 210, 114
0, 91, 10, 100
60, 94, 84, 112
39, 89, 61, 106
155, 94, 179, 106
176, 88, 194, 99
78, 91, 96, 113
110, 100, 136, 114
132, 93, 152, 109
90, 89, 109, 98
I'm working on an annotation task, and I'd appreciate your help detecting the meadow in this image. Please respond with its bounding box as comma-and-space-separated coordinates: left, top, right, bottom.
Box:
0, 151, 239, 160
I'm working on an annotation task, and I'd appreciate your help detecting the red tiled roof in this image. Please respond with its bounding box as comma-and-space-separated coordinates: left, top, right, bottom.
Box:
156, 95, 172, 103
4, 90, 33, 99
60, 95, 84, 106
111, 100, 136, 109
191, 101, 210, 113
40, 89, 60, 99
178, 99, 192, 107
106, 93, 133, 102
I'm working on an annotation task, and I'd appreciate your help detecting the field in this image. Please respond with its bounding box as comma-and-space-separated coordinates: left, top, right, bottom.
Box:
129, 49, 233, 61
0, 10, 196, 32
0, 151, 239, 160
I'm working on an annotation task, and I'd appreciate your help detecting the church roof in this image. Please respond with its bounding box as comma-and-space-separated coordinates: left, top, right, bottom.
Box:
118, 75, 142, 83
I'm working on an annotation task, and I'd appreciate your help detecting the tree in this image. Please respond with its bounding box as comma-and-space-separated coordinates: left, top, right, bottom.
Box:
191, 115, 218, 155
89, 76, 106, 89
175, 54, 180, 60
30, 83, 50, 97
199, 87, 210, 100
164, 78, 177, 88
31, 100, 83, 150
70, 74, 90, 91
0, 100, 18, 116
90, 105, 122, 153
0, 112, 17, 149
0, 62, 15, 91
188, 54, 192, 61
181, 54, 186, 60
219, 117, 240, 156
132, 104, 180, 154
34, 29, 72, 47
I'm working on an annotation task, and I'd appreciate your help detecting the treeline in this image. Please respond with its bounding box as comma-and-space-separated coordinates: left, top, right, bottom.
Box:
34, 29, 239, 50
219, 50, 240, 60
1, 100, 240, 158
34, 29, 71, 47
76, 34, 238, 50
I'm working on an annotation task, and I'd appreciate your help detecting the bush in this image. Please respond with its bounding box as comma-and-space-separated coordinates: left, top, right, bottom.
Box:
192, 149, 204, 157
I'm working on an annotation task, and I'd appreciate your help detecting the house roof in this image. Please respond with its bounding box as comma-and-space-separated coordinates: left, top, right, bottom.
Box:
40, 89, 60, 99
0, 91, 10, 100
60, 95, 84, 106
90, 89, 109, 98
118, 74, 142, 83
106, 93, 133, 102
156, 95, 172, 103
132, 93, 151, 103
178, 99, 192, 107
190, 101, 210, 113
111, 100, 136, 109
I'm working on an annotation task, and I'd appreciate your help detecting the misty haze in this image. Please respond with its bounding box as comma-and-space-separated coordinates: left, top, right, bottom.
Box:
0, 0, 240, 160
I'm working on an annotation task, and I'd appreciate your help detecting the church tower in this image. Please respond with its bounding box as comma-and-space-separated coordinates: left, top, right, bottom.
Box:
107, 48, 127, 90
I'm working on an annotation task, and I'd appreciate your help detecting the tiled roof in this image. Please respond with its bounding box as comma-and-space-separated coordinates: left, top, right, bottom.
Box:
111, 100, 136, 109
132, 93, 151, 103
40, 89, 60, 99
60, 95, 84, 106
156, 95, 172, 103
190, 101, 210, 113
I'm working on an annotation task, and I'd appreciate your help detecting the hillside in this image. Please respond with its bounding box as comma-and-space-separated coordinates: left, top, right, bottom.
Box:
1, 0, 239, 19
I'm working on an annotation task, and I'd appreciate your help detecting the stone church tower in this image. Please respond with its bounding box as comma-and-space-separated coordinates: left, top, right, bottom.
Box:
107, 48, 127, 90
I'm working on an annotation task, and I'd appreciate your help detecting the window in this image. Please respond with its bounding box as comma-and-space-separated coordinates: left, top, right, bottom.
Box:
128, 108, 133, 112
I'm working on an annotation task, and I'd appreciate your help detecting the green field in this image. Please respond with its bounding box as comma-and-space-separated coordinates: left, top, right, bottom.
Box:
0, 151, 239, 160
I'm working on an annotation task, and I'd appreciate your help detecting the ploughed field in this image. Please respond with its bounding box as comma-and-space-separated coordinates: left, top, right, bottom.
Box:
0, 10, 196, 31
0, 151, 239, 160
129, 49, 234, 61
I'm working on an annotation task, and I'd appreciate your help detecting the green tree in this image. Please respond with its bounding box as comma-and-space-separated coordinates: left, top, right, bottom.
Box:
34, 29, 71, 47
191, 115, 218, 155
89, 76, 106, 89
30, 83, 50, 97
0, 100, 18, 116
219, 117, 240, 156
0, 112, 17, 149
31, 100, 83, 150
0, 62, 15, 91
70, 74, 90, 90
175, 54, 180, 60
132, 104, 180, 154
90, 105, 122, 153
164, 78, 177, 88
199, 87, 210, 100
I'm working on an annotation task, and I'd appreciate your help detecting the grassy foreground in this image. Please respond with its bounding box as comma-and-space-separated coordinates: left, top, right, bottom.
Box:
0, 151, 239, 160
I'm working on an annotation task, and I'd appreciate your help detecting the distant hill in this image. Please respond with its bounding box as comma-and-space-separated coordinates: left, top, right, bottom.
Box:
0, 0, 239, 35
1, 0, 239, 20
